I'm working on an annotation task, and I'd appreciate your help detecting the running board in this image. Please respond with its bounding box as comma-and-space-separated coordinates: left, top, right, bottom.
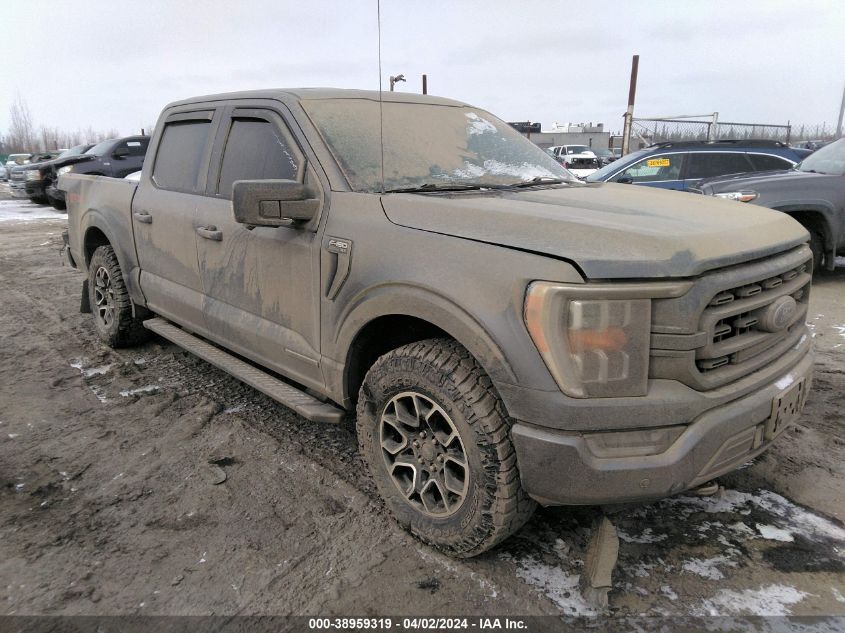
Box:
143, 318, 344, 424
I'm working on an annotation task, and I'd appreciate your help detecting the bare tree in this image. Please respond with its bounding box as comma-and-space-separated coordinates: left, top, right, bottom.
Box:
8, 94, 36, 152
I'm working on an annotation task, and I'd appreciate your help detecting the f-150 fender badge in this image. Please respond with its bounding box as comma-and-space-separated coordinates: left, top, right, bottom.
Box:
327, 238, 350, 254
325, 237, 353, 299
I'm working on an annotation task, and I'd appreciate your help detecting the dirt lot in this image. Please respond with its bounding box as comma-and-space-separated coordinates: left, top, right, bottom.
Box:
1, 189, 844, 621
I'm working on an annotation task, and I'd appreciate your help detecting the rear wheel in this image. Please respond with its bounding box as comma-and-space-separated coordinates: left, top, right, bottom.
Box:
356, 338, 536, 557
88, 245, 150, 347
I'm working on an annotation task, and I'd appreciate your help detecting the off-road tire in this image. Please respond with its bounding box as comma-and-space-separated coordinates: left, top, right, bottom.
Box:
356, 338, 536, 557
88, 245, 150, 347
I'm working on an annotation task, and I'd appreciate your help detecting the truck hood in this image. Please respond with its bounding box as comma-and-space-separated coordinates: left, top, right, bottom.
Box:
381, 183, 808, 279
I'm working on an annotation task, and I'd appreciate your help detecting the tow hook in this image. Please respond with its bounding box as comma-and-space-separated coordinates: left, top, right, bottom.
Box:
691, 480, 721, 497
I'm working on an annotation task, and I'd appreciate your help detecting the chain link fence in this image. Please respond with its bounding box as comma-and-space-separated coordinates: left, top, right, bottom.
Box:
630, 117, 795, 147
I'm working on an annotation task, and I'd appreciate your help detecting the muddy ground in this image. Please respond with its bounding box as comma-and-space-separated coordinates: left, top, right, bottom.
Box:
1, 190, 844, 622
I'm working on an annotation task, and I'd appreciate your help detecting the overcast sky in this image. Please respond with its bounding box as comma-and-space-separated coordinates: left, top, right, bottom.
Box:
2, 0, 844, 138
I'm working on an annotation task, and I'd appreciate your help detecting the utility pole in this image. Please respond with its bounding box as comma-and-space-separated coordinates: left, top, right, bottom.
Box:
621, 54, 639, 156
422, 74, 428, 95
837, 82, 845, 138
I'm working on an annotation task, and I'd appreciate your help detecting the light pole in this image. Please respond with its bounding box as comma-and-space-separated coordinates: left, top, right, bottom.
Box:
389, 74, 405, 91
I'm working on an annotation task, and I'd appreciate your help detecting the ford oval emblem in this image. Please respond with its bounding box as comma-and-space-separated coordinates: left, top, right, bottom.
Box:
760, 296, 798, 332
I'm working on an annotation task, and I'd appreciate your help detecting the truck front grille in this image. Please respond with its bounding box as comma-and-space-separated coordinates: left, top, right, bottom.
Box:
696, 262, 810, 375
649, 245, 812, 391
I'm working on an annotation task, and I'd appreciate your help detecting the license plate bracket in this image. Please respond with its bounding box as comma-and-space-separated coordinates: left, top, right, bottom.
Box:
766, 378, 807, 441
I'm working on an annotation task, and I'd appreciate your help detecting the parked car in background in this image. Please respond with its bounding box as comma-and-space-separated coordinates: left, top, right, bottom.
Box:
548, 145, 600, 178
21, 144, 93, 205
4, 153, 32, 180
9, 151, 62, 198
49, 136, 149, 209
593, 148, 616, 166
586, 140, 809, 191
695, 137, 845, 272
611, 148, 622, 159
0, 164, 7, 181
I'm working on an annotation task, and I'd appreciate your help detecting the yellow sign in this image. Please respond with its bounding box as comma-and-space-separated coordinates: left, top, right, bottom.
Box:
646, 158, 671, 167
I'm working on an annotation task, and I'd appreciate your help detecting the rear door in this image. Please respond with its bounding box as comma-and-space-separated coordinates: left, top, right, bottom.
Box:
194, 104, 325, 390
683, 151, 755, 189
133, 109, 218, 333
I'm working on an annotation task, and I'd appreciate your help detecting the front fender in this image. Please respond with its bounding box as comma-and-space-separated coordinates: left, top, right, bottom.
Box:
333, 282, 517, 401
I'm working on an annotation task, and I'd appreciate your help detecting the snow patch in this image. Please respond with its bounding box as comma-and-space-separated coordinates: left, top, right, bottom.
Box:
452, 159, 557, 182
696, 584, 809, 616
618, 527, 668, 543
756, 523, 795, 542
119, 385, 159, 397
682, 555, 735, 580
464, 112, 497, 135
504, 553, 597, 616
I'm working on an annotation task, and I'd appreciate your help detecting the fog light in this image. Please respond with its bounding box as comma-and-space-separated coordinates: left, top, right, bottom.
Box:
583, 425, 685, 458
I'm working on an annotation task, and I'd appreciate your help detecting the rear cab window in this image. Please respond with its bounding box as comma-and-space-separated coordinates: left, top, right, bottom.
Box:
152, 112, 214, 193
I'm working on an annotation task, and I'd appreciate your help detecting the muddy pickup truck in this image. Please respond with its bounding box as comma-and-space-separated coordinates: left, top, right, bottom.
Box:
61, 89, 814, 557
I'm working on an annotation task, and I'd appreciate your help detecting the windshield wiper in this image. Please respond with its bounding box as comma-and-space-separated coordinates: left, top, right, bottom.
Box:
385, 183, 495, 193
500, 176, 568, 188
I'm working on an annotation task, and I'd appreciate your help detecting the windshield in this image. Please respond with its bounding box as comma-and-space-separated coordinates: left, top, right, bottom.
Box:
565, 146, 591, 154
586, 149, 649, 181
797, 137, 845, 175
57, 144, 91, 159
85, 139, 117, 156
303, 99, 573, 192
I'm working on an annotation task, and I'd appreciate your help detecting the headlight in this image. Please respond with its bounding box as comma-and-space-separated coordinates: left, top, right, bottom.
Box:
26, 170, 42, 181
714, 191, 758, 202
524, 281, 691, 397
57, 165, 74, 176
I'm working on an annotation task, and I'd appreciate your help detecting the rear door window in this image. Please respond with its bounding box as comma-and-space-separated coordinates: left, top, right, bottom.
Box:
748, 153, 793, 171
615, 153, 685, 182
216, 116, 302, 199
118, 139, 149, 157
686, 152, 753, 180
152, 120, 212, 192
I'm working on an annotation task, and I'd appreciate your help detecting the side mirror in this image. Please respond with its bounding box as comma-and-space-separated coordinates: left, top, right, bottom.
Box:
616, 174, 633, 184
113, 147, 130, 159
232, 179, 319, 227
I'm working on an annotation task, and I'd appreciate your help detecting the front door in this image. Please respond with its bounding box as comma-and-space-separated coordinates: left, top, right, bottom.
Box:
134, 110, 217, 333
195, 106, 324, 390
612, 152, 687, 190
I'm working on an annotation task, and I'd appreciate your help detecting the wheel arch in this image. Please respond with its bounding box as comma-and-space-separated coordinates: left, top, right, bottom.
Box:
335, 286, 517, 408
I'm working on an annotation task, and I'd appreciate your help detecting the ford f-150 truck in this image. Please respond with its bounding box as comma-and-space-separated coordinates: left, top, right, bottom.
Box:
61, 89, 814, 557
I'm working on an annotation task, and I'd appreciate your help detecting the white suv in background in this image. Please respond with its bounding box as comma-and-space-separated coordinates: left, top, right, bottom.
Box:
548, 145, 600, 178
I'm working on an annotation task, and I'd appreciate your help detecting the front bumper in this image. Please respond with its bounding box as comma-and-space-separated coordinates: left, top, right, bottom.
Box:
512, 347, 814, 506
25, 181, 46, 197
9, 180, 28, 197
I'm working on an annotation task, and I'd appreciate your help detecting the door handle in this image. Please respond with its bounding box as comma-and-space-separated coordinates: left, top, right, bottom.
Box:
196, 226, 222, 241
133, 211, 153, 224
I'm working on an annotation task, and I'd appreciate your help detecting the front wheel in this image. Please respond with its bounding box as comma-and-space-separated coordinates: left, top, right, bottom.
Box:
88, 245, 150, 347
809, 230, 826, 273
356, 338, 536, 557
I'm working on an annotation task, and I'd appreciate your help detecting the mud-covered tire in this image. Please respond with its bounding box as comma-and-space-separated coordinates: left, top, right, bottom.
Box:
88, 245, 150, 347
356, 338, 536, 557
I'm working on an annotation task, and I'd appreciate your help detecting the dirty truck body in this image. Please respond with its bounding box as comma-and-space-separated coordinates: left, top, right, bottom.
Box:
61, 89, 813, 556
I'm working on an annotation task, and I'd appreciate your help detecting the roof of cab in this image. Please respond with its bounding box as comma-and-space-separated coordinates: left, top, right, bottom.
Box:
166, 88, 469, 110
